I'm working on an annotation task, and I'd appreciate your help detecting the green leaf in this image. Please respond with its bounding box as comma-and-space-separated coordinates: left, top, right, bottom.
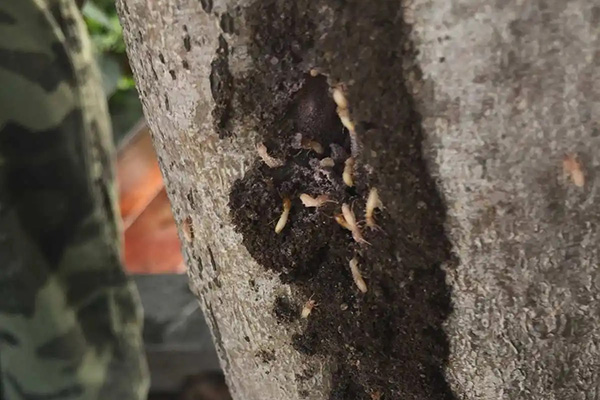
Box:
117, 76, 136, 91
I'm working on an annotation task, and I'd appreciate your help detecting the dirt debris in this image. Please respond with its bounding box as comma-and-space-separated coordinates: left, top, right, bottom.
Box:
230, 2, 455, 398
230, 74, 453, 400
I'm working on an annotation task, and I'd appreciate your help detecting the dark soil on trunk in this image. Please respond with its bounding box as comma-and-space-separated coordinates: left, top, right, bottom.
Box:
228, 2, 456, 399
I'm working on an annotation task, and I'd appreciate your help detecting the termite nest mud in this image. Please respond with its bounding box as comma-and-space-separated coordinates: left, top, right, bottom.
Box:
230, 74, 454, 400
231, 76, 368, 281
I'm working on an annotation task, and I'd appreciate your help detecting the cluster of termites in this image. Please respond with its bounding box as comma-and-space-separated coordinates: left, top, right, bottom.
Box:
257, 77, 386, 318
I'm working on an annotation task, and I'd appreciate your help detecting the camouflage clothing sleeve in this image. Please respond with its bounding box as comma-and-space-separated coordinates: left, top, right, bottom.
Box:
0, 1, 149, 399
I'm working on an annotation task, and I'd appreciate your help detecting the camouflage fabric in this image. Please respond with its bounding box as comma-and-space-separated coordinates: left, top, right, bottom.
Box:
0, 0, 149, 399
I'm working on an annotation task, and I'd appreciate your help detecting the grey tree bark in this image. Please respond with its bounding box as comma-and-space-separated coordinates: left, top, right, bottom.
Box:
117, 0, 600, 399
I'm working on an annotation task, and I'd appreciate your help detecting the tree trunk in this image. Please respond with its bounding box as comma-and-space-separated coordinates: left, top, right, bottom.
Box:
117, 0, 600, 399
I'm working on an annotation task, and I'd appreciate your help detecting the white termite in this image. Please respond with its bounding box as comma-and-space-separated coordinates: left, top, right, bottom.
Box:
341, 203, 369, 245
257, 143, 284, 168
337, 107, 356, 133
319, 157, 335, 168
334, 213, 351, 231
343, 157, 355, 187
301, 297, 317, 318
365, 188, 383, 229
332, 86, 349, 109
275, 197, 292, 233
349, 257, 367, 293
299, 194, 333, 208
303, 139, 324, 154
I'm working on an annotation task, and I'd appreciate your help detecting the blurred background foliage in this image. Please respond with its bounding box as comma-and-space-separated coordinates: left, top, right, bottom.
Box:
83, 0, 143, 143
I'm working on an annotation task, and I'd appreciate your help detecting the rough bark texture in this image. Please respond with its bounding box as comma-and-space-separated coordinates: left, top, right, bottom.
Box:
413, 2, 600, 398
117, 0, 600, 399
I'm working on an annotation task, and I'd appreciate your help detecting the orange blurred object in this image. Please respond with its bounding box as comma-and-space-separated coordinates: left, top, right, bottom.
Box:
117, 122, 185, 273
